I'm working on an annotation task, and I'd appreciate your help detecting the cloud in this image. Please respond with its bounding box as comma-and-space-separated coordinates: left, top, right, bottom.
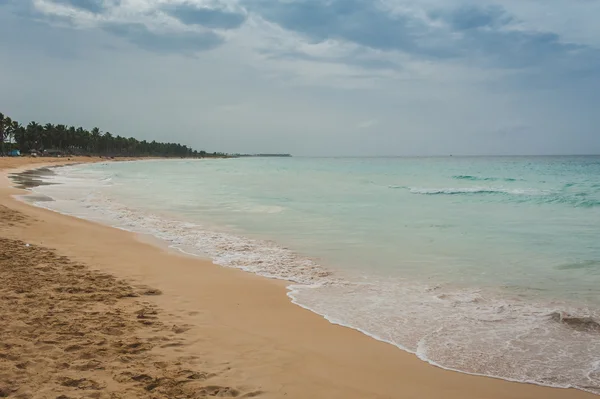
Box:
50, 0, 105, 14
162, 3, 246, 30
15, 0, 600, 72
466, 29, 583, 68
26, 0, 594, 70
250, 0, 593, 69
250, 0, 432, 56
428, 4, 586, 68
432, 5, 514, 31
102, 22, 223, 54
25, 0, 232, 54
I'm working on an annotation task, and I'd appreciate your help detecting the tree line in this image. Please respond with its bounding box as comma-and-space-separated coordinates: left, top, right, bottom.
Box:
0, 112, 226, 158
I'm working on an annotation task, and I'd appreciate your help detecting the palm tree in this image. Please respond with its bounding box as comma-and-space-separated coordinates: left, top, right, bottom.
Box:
91, 127, 101, 153
43, 123, 55, 150
14, 122, 26, 151
2, 112, 211, 157
25, 121, 42, 152
103, 131, 113, 154
55, 124, 67, 150
0, 112, 6, 155
6, 120, 19, 152
67, 126, 76, 152
4, 115, 13, 154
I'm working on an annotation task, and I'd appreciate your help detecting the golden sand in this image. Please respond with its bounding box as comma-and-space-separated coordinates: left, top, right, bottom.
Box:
0, 157, 595, 399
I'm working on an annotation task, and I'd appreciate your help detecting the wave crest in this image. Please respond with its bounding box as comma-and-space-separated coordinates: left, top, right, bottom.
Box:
409, 187, 538, 195
453, 175, 519, 182
407, 187, 600, 207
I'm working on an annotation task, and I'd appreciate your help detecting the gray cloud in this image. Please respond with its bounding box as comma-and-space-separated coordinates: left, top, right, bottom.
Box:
20, 1, 236, 54
102, 22, 223, 54
462, 29, 583, 68
429, 4, 586, 68
250, 0, 431, 55
250, 0, 593, 68
163, 3, 246, 30
431, 5, 514, 31
27, 0, 592, 69
51, 0, 105, 14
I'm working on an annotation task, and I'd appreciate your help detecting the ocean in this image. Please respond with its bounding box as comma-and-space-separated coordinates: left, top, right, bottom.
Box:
23, 156, 600, 394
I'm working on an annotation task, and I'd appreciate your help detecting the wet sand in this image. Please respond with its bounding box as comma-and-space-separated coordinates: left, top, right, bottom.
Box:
9, 167, 58, 190
0, 157, 596, 399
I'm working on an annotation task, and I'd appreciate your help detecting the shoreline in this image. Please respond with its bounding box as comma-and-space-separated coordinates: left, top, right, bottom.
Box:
1, 158, 597, 399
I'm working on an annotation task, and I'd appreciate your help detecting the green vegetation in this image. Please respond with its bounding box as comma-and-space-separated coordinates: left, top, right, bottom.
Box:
0, 112, 225, 158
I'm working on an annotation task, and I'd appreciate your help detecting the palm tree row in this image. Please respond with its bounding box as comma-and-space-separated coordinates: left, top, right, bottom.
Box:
1, 112, 224, 158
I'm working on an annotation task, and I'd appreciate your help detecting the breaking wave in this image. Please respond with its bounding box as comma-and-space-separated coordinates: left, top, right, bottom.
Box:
453, 175, 521, 182
408, 187, 542, 195
407, 187, 600, 207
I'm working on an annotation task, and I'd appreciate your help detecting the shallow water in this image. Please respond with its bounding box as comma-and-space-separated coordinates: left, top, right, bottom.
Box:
26, 156, 600, 394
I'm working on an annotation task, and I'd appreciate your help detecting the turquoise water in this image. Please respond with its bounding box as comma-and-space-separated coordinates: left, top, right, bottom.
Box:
30, 156, 600, 394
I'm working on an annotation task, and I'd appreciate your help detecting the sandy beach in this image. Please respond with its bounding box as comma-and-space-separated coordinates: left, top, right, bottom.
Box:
0, 157, 596, 399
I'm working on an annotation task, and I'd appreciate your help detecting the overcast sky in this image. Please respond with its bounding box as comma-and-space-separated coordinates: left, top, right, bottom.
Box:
1, 0, 599, 156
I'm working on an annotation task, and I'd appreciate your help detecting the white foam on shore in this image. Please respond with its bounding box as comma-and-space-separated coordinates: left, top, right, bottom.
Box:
16, 164, 600, 396
288, 280, 600, 395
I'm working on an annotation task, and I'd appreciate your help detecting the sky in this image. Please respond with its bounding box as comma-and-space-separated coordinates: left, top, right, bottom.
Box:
0, 0, 599, 156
